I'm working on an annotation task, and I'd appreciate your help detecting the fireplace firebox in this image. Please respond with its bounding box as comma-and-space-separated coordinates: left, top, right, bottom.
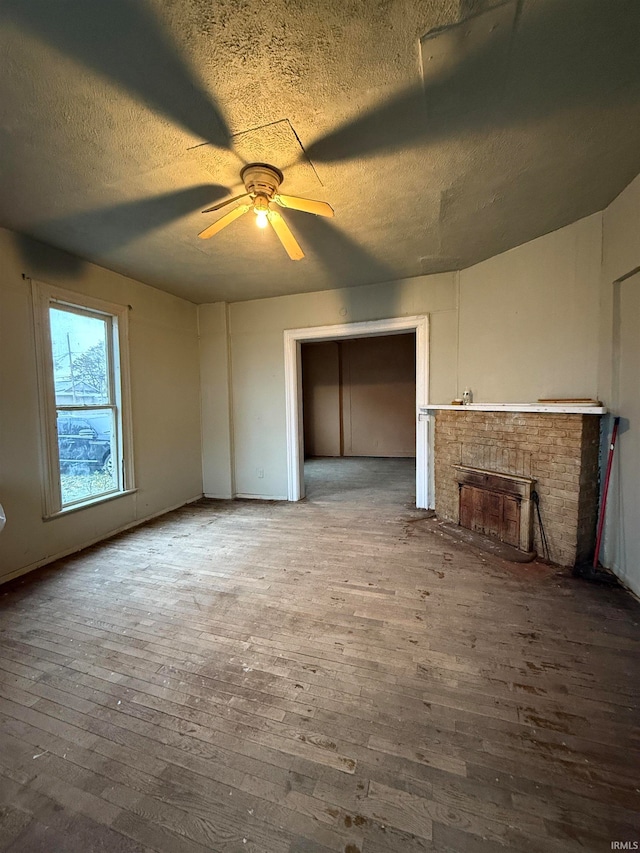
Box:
453, 465, 535, 552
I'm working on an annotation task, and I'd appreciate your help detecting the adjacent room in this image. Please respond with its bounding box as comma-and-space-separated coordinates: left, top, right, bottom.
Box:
1, 1, 639, 852
301, 333, 416, 503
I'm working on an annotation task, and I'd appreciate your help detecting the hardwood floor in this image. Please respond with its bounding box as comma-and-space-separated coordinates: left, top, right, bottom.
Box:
1, 457, 639, 853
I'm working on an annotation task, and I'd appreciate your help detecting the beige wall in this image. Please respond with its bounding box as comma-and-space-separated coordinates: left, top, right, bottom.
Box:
302, 335, 416, 458
199, 302, 234, 498
341, 334, 416, 457
302, 341, 341, 457
458, 212, 603, 402
219, 274, 457, 498
599, 172, 640, 403
0, 228, 203, 583
600, 174, 640, 596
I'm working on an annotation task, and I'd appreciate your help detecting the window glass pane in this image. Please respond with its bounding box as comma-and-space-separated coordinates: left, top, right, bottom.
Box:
57, 409, 117, 505
50, 307, 110, 406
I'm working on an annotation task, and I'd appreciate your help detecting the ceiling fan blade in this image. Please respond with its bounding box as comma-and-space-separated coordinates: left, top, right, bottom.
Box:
198, 204, 250, 239
268, 211, 304, 260
202, 192, 250, 213
274, 194, 334, 218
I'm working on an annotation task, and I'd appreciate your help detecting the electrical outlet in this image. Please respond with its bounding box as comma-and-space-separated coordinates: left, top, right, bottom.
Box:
257, 467, 264, 479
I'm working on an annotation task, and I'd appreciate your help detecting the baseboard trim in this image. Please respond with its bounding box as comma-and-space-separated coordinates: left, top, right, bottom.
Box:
0, 494, 204, 586
235, 493, 288, 501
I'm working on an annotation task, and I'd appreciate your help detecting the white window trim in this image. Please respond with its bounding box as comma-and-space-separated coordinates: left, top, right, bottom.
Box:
283, 315, 431, 509
31, 279, 135, 518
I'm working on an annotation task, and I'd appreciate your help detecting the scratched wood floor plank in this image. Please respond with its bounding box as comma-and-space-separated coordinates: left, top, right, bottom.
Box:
1, 457, 639, 853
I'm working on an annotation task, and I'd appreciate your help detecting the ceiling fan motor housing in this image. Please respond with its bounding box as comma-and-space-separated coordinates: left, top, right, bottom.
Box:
240, 163, 284, 200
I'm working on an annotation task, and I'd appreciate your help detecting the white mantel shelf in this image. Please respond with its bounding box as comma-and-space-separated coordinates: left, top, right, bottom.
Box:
420, 403, 607, 415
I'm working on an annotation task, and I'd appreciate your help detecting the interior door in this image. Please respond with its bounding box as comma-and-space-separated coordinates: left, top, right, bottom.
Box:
605, 271, 640, 594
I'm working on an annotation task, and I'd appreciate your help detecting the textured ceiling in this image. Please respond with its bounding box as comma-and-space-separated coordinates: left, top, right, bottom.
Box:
0, 0, 639, 303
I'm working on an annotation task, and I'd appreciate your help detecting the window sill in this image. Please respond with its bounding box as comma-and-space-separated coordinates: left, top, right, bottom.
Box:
44, 488, 137, 521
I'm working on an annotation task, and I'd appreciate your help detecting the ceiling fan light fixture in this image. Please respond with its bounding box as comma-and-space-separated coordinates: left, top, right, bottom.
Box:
198, 163, 330, 260
253, 193, 270, 229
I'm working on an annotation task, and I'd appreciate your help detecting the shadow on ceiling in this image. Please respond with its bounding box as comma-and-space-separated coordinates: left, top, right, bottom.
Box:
14, 233, 86, 279
16, 183, 229, 276
1, 0, 232, 150
284, 209, 401, 316
305, 0, 640, 163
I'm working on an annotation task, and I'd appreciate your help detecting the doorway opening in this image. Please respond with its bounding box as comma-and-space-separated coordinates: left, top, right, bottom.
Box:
284, 316, 430, 508
302, 334, 416, 503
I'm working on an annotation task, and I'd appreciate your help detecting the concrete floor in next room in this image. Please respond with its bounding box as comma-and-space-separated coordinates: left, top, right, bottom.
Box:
0, 457, 639, 853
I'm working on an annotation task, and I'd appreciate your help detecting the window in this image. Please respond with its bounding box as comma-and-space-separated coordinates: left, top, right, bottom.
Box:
33, 281, 134, 516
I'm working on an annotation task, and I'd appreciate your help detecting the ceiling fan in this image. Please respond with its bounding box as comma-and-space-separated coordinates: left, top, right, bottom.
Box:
197, 163, 334, 260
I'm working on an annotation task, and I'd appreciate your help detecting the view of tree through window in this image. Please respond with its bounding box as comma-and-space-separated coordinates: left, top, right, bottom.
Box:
50, 306, 118, 505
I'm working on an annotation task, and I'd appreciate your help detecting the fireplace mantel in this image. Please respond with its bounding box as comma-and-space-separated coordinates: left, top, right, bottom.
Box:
420, 403, 606, 414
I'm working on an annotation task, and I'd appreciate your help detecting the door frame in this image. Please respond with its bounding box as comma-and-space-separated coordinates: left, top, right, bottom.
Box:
283, 315, 430, 507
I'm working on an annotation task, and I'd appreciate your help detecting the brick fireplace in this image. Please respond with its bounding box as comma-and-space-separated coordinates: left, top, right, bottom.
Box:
424, 406, 603, 567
